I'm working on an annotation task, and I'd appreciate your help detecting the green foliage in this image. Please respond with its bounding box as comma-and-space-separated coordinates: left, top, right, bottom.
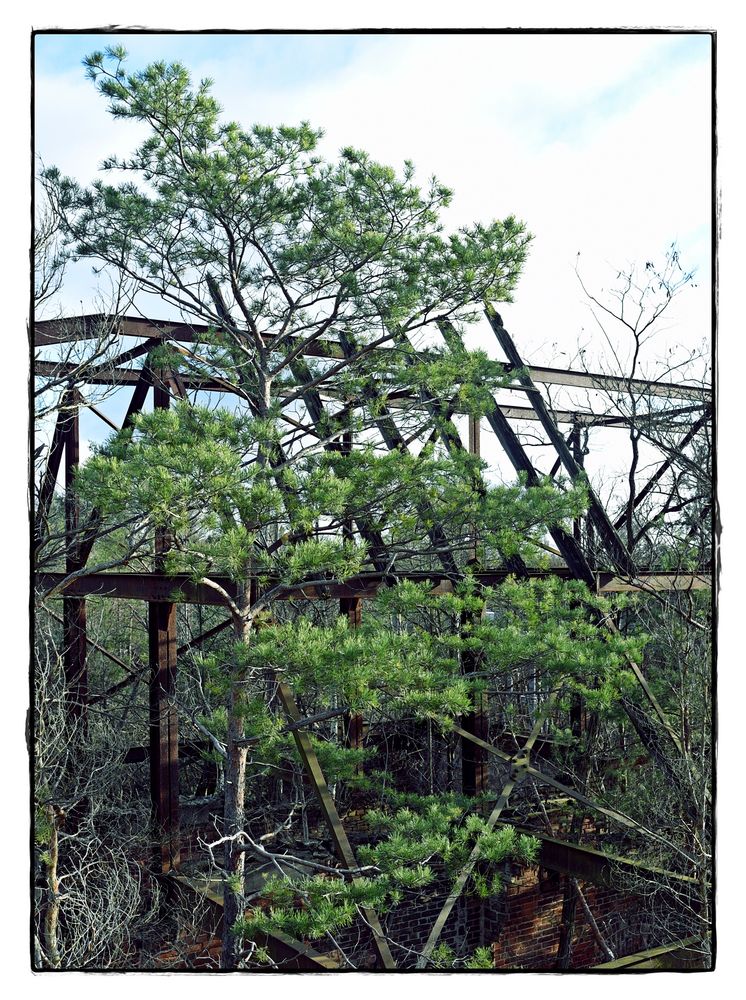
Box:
48, 51, 531, 347
430, 943, 456, 968
34, 804, 54, 846
231, 793, 538, 951
38, 50, 657, 963
242, 616, 469, 723
464, 946, 494, 969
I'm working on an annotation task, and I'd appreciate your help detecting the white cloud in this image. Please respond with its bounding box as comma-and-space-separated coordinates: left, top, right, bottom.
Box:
35, 32, 711, 363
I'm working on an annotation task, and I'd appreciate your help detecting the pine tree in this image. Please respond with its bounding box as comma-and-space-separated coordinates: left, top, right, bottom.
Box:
44, 49, 642, 968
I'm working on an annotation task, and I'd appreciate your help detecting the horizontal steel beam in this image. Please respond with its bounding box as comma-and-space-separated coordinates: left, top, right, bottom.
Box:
38, 569, 711, 604
590, 936, 707, 970
35, 314, 710, 401
505, 825, 699, 887
124, 742, 208, 765
595, 572, 710, 593
508, 364, 709, 402
35, 360, 705, 429
39, 572, 239, 604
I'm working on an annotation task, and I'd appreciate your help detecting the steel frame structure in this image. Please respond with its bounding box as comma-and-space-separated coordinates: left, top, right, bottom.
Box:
33, 306, 712, 970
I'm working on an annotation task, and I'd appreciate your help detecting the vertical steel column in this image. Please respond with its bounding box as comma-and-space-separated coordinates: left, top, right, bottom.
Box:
149, 371, 180, 871
571, 422, 583, 545
62, 389, 87, 720
340, 596, 364, 756
338, 428, 365, 759
461, 623, 488, 798
569, 422, 589, 741
468, 413, 481, 562
462, 414, 488, 799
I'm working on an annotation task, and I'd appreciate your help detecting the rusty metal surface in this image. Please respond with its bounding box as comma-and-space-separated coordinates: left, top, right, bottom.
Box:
487, 307, 638, 578
62, 392, 88, 717
38, 568, 712, 605
35, 358, 708, 430
508, 826, 699, 887
35, 314, 711, 400
148, 599, 180, 873
590, 936, 707, 970
454, 723, 698, 864
35, 400, 68, 540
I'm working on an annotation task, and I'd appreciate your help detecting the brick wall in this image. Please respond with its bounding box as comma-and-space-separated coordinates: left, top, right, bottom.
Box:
310, 842, 661, 971
492, 863, 644, 970
316, 866, 485, 969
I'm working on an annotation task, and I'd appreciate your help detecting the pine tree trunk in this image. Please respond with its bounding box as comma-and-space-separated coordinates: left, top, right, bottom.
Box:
221, 601, 251, 970
42, 804, 61, 968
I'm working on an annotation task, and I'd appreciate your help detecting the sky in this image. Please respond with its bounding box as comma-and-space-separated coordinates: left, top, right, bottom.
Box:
9, 9, 744, 991
34, 30, 712, 371
33, 29, 713, 488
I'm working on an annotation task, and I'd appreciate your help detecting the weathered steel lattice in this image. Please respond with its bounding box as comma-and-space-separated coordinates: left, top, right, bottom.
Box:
33, 306, 712, 970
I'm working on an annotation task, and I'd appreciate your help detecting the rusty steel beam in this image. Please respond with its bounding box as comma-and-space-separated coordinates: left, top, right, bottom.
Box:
339, 597, 365, 761
177, 618, 233, 657
483, 308, 695, 789
334, 328, 459, 576
505, 364, 709, 402
275, 679, 396, 969
38, 568, 712, 605
43, 605, 142, 688
454, 724, 698, 865
39, 572, 240, 604
74, 365, 154, 570
149, 373, 180, 873
148, 594, 180, 865
149, 597, 180, 872
595, 572, 710, 593
86, 401, 121, 433
590, 936, 707, 970
507, 826, 700, 888
35, 314, 711, 401
62, 391, 87, 718
89, 669, 146, 706
125, 741, 207, 765
487, 305, 638, 578
35, 389, 73, 541
461, 415, 489, 799
34, 358, 707, 430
